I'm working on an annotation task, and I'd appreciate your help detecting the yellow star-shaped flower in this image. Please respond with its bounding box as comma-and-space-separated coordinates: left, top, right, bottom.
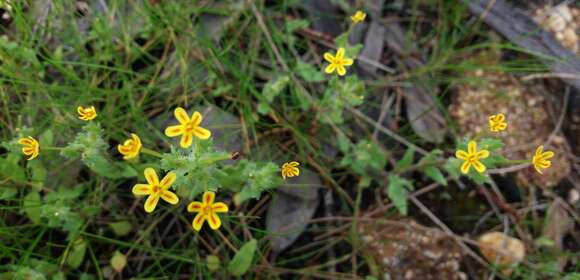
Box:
18, 136, 40, 160
323, 47, 354, 76
187, 191, 229, 231
351, 11, 366, 24
489, 113, 507, 132
281, 161, 300, 179
132, 168, 179, 213
117, 133, 142, 160
77, 106, 97, 121
532, 145, 554, 174
164, 107, 211, 148
455, 141, 490, 174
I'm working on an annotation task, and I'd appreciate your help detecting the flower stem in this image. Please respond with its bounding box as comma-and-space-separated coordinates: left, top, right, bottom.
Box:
141, 147, 163, 158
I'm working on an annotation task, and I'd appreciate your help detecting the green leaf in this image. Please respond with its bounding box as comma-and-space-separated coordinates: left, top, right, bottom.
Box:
395, 148, 415, 171
0, 186, 17, 199
295, 60, 325, 82
110, 251, 127, 272
64, 237, 87, 269
108, 221, 132, 236
257, 102, 271, 115
479, 138, 504, 151
40, 129, 54, 147
262, 76, 290, 102
0, 154, 26, 183
442, 158, 461, 180
387, 175, 413, 215
227, 239, 257, 276
285, 19, 309, 33
82, 151, 137, 179
337, 132, 350, 153
424, 166, 447, 186
23, 191, 42, 224
206, 255, 220, 272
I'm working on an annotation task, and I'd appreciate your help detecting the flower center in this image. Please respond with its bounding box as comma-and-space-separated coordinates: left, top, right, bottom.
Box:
185, 122, 195, 132
203, 205, 212, 214
467, 154, 478, 163
152, 185, 160, 193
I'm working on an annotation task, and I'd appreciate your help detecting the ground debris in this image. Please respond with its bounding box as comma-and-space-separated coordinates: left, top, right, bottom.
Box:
359, 218, 467, 280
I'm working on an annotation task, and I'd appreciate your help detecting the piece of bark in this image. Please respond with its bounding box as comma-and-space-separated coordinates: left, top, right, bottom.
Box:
466, 0, 580, 91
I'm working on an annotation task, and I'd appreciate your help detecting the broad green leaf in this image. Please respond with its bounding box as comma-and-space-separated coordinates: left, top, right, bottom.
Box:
64, 237, 87, 269
442, 158, 461, 179
108, 221, 132, 236
395, 148, 415, 171
40, 129, 54, 147
110, 251, 127, 272
387, 175, 413, 215
206, 255, 220, 272
424, 166, 447, 186
227, 239, 257, 276
24, 191, 42, 224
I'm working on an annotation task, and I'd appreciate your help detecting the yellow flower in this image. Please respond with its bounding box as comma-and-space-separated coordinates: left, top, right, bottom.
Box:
187, 191, 229, 231
18, 136, 39, 160
351, 11, 366, 23
323, 47, 354, 76
455, 141, 490, 174
532, 145, 554, 174
281, 161, 300, 179
132, 168, 179, 213
164, 107, 211, 148
117, 133, 142, 160
489, 113, 507, 132
77, 106, 97, 121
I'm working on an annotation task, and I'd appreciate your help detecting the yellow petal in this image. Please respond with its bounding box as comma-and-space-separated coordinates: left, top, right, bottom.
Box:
289, 161, 300, 167
212, 202, 229, 213
477, 150, 490, 159
497, 113, 505, 121
180, 132, 194, 148
535, 146, 544, 157
207, 213, 222, 230
187, 201, 203, 213
192, 213, 206, 231
165, 125, 184, 137
460, 161, 471, 174
160, 190, 179, 205
174, 107, 190, 124
336, 66, 346, 76
203, 191, 215, 205
336, 48, 345, 59
455, 150, 468, 160
160, 172, 176, 190
323, 53, 334, 63
132, 184, 152, 195
190, 111, 202, 126
292, 168, 300, 176
542, 151, 554, 160
28, 151, 39, 160
144, 194, 160, 213
144, 168, 159, 186
343, 58, 354, 66
533, 164, 544, 174
281, 170, 287, 179
325, 64, 336, 74
468, 141, 477, 154
192, 126, 211, 140
77, 106, 85, 115
473, 161, 486, 173
18, 138, 32, 145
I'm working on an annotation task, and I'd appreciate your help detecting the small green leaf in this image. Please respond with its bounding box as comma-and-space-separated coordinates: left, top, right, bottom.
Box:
110, 251, 127, 272
206, 255, 220, 272
424, 166, 447, 186
285, 19, 309, 33
23, 191, 42, 224
395, 148, 415, 171
295, 60, 325, 82
40, 129, 54, 147
227, 239, 257, 276
262, 76, 290, 102
108, 221, 132, 236
65, 237, 87, 269
387, 175, 413, 215
479, 138, 504, 151
442, 158, 461, 179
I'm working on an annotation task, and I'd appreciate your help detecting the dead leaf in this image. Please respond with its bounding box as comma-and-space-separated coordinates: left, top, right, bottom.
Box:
266, 169, 320, 256
478, 232, 526, 275
542, 199, 574, 270
358, 22, 385, 76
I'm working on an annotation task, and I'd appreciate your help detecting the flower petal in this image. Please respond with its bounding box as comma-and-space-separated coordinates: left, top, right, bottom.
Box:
192, 126, 211, 140
212, 202, 229, 213
190, 111, 202, 126
542, 151, 554, 160
180, 133, 193, 148
187, 201, 203, 213
336, 48, 345, 59
160, 190, 179, 205
18, 138, 32, 145
535, 146, 544, 157
174, 107, 190, 124
207, 213, 222, 230
160, 172, 176, 190
455, 150, 468, 160
144, 168, 159, 186
165, 125, 184, 137
203, 191, 215, 205
473, 160, 486, 173
336, 66, 346, 76
323, 53, 334, 63
324, 64, 336, 74
144, 194, 160, 213
497, 113, 505, 121
468, 141, 477, 154
342, 58, 354, 66
460, 161, 471, 174
132, 184, 152, 195
192, 213, 206, 231
289, 161, 299, 167
476, 150, 490, 159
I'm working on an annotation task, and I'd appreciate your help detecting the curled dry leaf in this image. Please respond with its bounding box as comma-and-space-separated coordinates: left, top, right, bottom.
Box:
478, 232, 526, 275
